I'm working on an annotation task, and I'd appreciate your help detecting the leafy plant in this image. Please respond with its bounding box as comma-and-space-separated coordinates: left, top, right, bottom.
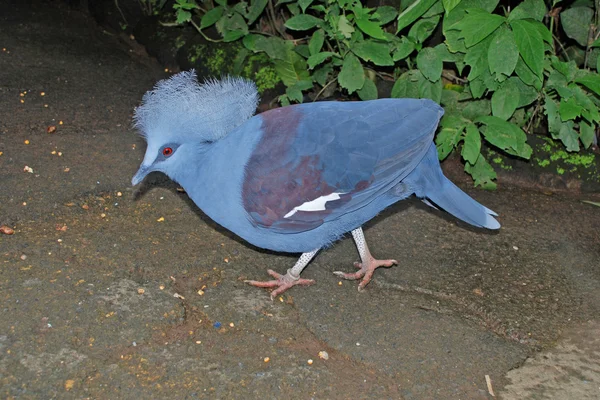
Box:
167, 0, 600, 189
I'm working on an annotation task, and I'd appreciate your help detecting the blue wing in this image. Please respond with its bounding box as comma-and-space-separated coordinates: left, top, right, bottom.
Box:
242, 98, 444, 233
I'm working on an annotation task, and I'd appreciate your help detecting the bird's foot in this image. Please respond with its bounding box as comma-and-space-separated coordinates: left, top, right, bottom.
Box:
333, 257, 397, 291
245, 269, 315, 300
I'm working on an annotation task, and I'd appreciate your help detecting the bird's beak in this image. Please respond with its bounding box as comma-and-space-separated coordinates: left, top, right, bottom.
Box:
132, 164, 151, 186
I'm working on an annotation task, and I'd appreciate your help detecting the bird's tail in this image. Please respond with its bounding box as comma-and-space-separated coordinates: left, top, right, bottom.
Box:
407, 144, 500, 230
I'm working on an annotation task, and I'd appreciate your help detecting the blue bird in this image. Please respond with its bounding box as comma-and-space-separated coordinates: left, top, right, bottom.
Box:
132, 71, 500, 298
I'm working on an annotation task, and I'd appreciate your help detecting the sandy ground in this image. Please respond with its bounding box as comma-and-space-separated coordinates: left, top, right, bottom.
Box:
1, 1, 599, 398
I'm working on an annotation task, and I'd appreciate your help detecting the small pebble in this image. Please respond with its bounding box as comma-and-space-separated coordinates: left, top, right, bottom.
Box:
20, 255, 27, 261
318, 351, 329, 360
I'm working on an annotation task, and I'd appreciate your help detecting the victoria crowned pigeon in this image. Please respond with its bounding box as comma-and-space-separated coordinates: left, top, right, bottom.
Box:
132, 71, 500, 299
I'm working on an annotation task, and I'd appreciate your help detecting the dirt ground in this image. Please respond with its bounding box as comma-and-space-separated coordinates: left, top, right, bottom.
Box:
1, 1, 599, 399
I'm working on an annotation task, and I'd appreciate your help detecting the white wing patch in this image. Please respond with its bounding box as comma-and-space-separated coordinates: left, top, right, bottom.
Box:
284, 193, 345, 218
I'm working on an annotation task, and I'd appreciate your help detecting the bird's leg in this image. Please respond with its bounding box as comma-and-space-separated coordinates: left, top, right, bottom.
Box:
333, 227, 397, 291
245, 249, 319, 299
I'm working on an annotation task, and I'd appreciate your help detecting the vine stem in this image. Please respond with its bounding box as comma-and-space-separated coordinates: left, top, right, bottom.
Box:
313, 79, 337, 102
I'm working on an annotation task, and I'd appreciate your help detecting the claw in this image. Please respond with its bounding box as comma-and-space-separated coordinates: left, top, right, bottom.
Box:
246, 269, 315, 299
333, 258, 397, 291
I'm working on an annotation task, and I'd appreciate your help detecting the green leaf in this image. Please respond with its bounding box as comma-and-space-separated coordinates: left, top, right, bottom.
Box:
561, 6, 594, 47
285, 14, 323, 30
530, 20, 552, 44
508, 0, 546, 22
374, 6, 398, 25
442, 0, 462, 14
176, 10, 192, 24
469, 76, 486, 98
312, 63, 333, 86
557, 120, 580, 151
408, 15, 441, 43
462, 123, 481, 164
391, 70, 420, 98
273, 47, 310, 86
338, 53, 365, 94
397, 0, 438, 32
475, 115, 532, 158
515, 56, 541, 89
436, 115, 466, 159
417, 47, 443, 82
392, 38, 415, 61
243, 35, 289, 60
582, 200, 600, 207
465, 155, 497, 189
510, 19, 544, 79
570, 84, 600, 122
580, 121, 595, 149
509, 76, 538, 108
419, 77, 443, 102
462, 99, 491, 120
551, 56, 578, 82
559, 97, 583, 121
295, 44, 310, 58
355, 16, 388, 40
357, 78, 378, 100
575, 73, 600, 96
338, 15, 355, 39
423, 1, 444, 17
450, 8, 505, 47
307, 52, 336, 69
352, 40, 394, 66
544, 95, 562, 136
491, 79, 520, 120
200, 7, 223, 28
298, 0, 313, 13
488, 25, 519, 79
464, 35, 492, 80
309, 29, 325, 56
247, 0, 268, 25
222, 30, 246, 42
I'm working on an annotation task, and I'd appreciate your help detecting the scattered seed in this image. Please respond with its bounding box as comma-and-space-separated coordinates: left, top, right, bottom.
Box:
116, 192, 122, 197
307, 359, 313, 365
20, 255, 27, 261
100, 213, 106, 218
159, 285, 165, 290
173, 293, 185, 299
24, 140, 30, 145
59, 120, 63, 125
137, 288, 145, 294
195, 340, 201, 344
0, 226, 15, 235
318, 351, 329, 360
229, 322, 234, 328
63, 168, 70, 172
263, 357, 270, 363
81, 204, 89, 210
40, 92, 45, 96
473, 288, 484, 297
157, 217, 165, 222
64, 380, 75, 390
197, 290, 204, 296
47, 126, 56, 134
338, 281, 342, 286
23, 166, 33, 173
224, 258, 229, 263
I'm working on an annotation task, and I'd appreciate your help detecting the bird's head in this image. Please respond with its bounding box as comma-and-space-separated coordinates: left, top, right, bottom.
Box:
131, 70, 259, 185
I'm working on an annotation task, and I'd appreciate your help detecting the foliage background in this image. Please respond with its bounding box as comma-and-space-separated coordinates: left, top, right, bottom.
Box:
148, 0, 599, 188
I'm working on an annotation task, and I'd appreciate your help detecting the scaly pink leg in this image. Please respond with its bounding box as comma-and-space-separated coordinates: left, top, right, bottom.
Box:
245, 250, 318, 299
333, 227, 397, 291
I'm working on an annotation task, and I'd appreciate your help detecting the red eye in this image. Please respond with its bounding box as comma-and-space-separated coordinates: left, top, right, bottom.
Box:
162, 147, 173, 157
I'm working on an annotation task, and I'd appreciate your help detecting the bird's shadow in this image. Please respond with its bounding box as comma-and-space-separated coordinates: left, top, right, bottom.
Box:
134, 172, 498, 258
